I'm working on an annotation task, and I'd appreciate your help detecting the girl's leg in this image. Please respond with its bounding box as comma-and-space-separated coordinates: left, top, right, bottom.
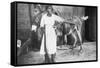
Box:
51, 53, 56, 63
44, 53, 51, 63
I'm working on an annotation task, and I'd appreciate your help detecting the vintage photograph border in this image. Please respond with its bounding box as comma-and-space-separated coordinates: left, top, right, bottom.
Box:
11, 1, 98, 66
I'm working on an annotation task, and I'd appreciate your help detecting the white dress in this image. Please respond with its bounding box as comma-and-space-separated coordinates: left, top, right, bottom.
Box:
40, 13, 64, 55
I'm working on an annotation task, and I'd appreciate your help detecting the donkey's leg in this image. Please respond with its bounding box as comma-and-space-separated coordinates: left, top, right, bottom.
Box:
72, 33, 77, 48
76, 45, 83, 56
76, 30, 82, 44
70, 33, 77, 55
79, 45, 82, 52
64, 35, 67, 46
76, 30, 83, 54
78, 40, 83, 54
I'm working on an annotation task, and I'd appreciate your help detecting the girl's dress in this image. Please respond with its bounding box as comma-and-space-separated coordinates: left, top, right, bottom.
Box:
40, 13, 64, 55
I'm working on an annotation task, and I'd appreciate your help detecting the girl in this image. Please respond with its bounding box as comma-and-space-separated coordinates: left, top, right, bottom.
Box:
40, 5, 66, 63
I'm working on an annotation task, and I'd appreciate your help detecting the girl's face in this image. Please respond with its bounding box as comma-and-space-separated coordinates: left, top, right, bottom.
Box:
47, 7, 52, 14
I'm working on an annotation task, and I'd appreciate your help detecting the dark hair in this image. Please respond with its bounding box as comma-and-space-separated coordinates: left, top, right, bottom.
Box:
45, 5, 53, 11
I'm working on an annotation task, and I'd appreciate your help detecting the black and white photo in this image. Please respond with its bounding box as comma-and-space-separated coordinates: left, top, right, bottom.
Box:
11, 1, 97, 66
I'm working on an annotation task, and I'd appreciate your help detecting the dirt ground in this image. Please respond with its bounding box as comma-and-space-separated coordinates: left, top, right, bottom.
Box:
17, 42, 97, 65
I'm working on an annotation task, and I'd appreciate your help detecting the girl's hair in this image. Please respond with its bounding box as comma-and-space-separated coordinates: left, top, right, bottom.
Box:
45, 5, 53, 11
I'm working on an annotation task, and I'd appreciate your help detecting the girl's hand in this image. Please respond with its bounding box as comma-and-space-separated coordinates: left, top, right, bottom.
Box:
31, 25, 37, 32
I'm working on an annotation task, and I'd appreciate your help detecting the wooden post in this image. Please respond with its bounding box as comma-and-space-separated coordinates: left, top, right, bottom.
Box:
28, 4, 33, 26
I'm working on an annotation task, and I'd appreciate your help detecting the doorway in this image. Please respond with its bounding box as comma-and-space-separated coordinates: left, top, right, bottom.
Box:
85, 7, 97, 42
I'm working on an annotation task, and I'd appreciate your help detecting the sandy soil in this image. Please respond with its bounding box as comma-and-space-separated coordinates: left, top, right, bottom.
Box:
17, 42, 97, 64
